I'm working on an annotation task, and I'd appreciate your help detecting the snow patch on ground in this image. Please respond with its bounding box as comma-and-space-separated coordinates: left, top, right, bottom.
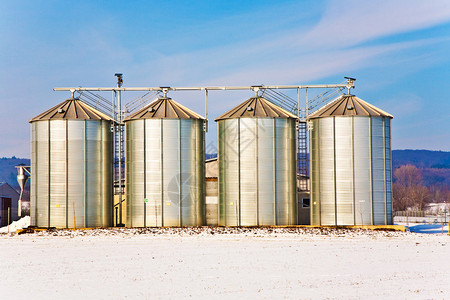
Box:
1, 227, 449, 299
0, 216, 30, 233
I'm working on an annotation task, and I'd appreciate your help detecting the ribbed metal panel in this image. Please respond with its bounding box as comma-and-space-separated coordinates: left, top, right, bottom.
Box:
218, 118, 296, 226
318, 118, 335, 225
310, 119, 320, 225
218, 119, 239, 226
30, 123, 37, 227
353, 117, 371, 225
310, 116, 392, 225
30, 119, 113, 228
125, 119, 205, 227
385, 120, 393, 224
34, 121, 49, 227
371, 117, 386, 225
49, 120, 66, 227
335, 117, 353, 225
257, 118, 275, 225
67, 120, 85, 228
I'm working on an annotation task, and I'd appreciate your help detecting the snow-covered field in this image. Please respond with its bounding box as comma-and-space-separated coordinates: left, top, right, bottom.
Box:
1, 226, 449, 299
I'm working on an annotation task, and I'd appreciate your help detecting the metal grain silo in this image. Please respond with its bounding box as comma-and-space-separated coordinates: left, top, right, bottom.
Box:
124, 98, 205, 227
215, 97, 297, 226
30, 98, 114, 228
308, 94, 393, 226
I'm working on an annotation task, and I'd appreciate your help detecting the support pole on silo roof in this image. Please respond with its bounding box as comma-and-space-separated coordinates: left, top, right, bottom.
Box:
344, 77, 356, 94
306, 88, 309, 117
204, 88, 208, 132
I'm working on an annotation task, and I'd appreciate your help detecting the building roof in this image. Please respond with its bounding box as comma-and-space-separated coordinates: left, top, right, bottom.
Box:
205, 158, 218, 178
123, 98, 205, 121
308, 94, 393, 119
215, 97, 298, 121
0, 182, 19, 197
30, 98, 113, 122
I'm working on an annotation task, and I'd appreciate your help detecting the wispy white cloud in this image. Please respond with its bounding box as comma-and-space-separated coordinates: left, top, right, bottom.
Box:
133, 0, 450, 87
301, 0, 450, 49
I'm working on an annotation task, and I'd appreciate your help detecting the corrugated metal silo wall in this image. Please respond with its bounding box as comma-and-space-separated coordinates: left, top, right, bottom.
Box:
310, 116, 392, 225
125, 119, 205, 227
218, 118, 296, 226
30, 120, 113, 228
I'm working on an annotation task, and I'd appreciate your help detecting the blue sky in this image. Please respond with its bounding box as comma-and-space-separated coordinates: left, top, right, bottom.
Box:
1, 0, 450, 157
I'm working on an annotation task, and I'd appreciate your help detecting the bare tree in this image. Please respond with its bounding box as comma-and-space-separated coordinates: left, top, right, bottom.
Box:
394, 164, 422, 187
393, 182, 410, 211
393, 164, 430, 211
411, 184, 430, 211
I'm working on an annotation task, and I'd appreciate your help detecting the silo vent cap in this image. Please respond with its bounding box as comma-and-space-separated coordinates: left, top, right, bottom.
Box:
246, 106, 253, 111
347, 105, 354, 110
57, 108, 65, 113
148, 107, 155, 112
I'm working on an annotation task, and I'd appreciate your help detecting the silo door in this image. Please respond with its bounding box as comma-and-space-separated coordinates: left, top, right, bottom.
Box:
1, 197, 12, 226
297, 198, 310, 225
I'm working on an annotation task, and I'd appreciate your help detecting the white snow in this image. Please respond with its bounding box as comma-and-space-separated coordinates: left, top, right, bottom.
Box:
1, 227, 449, 299
0, 216, 30, 233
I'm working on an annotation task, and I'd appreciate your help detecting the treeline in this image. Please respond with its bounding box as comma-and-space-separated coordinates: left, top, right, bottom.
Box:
393, 164, 450, 211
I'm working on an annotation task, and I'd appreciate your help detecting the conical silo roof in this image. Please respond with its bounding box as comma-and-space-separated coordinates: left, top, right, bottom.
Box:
29, 98, 113, 122
123, 98, 205, 121
308, 94, 393, 119
215, 97, 298, 121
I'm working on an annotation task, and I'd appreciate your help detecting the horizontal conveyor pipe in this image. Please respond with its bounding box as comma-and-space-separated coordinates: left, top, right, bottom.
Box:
53, 84, 354, 92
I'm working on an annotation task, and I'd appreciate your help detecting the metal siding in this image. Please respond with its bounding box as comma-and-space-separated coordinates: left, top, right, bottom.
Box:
239, 118, 258, 226
125, 118, 204, 227
218, 117, 296, 226
274, 119, 288, 225
318, 118, 335, 225
218, 121, 225, 225
32, 119, 113, 228
371, 117, 385, 225
35, 121, 49, 228
219, 119, 240, 226
162, 119, 180, 226
86, 121, 101, 227
49, 121, 66, 227
67, 120, 86, 228
310, 119, 320, 225
101, 120, 113, 226
180, 120, 198, 226
257, 119, 275, 225
353, 117, 372, 225
127, 120, 145, 227
310, 112, 392, 226
334, 117, 354, 225
145, 119, 163, 227
385, 119, 393, 224
195, 120, 205, 225
197, 121, 205, 225
287, 119, 297, 225
275, 118, 296, 225
125, 123, 132, 226
30, 123, 37, 226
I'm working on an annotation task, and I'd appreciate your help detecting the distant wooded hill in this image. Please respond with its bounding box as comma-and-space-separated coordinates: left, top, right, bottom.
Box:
1, 150, 449, 190
392, 150, 450, 169
392, 150, 450, 187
